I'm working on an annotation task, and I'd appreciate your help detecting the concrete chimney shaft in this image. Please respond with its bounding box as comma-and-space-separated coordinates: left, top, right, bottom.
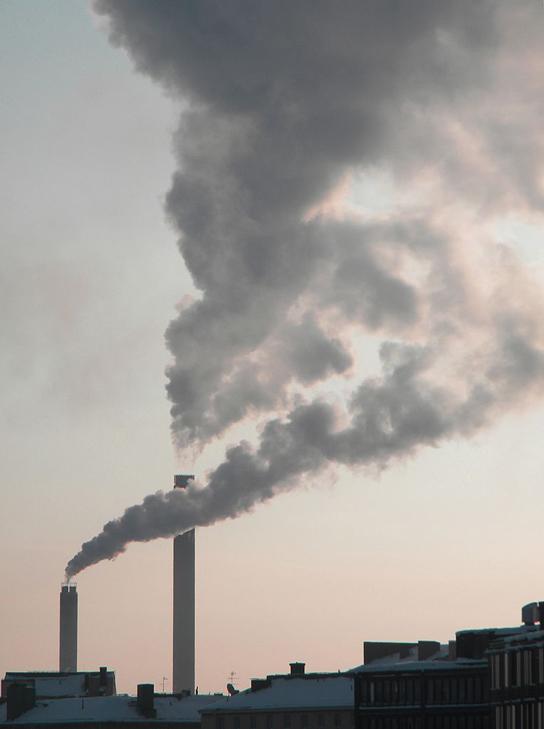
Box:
173, 475, 195, 695
59, 584, 78, 672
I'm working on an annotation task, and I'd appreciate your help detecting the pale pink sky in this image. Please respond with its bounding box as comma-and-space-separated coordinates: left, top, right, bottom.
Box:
1, 0, 544, 696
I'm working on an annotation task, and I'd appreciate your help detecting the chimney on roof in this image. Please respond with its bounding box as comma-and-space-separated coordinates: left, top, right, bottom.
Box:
6, 683, 35, 721
99, 666, 108, 694
289, 662, 305, 677
417, 641, 441, 661
137, 684, 156, 718
521, 602, 544, 626
250, 679, 270, 692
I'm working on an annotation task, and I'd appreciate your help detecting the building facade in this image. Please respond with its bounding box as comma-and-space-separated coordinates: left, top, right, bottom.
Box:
355, 659, 490, 729
488, 626, 544, 729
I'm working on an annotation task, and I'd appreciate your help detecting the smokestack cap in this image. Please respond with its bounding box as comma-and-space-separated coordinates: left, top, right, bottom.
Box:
174, 474, 195, 489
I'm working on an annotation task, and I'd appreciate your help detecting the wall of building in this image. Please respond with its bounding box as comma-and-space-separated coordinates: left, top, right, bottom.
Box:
356, 667, 490, 729
202, 708, 354, 729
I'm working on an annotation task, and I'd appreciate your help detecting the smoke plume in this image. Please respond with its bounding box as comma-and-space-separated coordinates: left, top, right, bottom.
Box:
66, 0, 544, 577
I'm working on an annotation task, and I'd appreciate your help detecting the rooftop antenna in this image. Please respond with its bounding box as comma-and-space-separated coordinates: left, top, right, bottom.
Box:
227, 671, 240, 696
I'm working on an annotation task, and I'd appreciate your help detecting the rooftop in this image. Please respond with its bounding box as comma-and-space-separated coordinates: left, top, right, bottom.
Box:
349, 658, 486, 674
0, 694, 223, 725
2, 671, 116, 699
201, 677, 354, 713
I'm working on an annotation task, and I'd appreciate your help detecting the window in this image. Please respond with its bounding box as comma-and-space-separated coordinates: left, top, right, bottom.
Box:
406, 679, 414, 705
384, 680, 391, 704
466, 677, 474, 702
491, 656, 500, 690
504, 654, 510, 688
435, 679, 443, 705
524, 651, 532, 686
473, 677, 481, 703
450, 677, 458, 703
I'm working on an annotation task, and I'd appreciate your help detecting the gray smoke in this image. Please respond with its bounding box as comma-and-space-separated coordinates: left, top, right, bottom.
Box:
66, 0, 544, 576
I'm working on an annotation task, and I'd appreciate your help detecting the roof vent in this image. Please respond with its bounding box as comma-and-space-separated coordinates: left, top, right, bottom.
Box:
250, 679, 270, 692
289, 662, 305, 677
522, 602, 544, 626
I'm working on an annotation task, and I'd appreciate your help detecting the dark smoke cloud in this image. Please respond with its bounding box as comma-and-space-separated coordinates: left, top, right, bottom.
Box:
66, 327, 544, 577
66, 0, 544, 576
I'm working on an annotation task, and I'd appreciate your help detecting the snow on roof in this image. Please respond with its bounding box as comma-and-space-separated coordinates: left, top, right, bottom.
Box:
360, 644, 450, 668
0, 694, 223, 724
201, 677, 353, 714
27, 675, 85, 698
3, 672, 114, 699
489, 628, 544, 649
455, 626, 535, 637
348, 659, 486, 674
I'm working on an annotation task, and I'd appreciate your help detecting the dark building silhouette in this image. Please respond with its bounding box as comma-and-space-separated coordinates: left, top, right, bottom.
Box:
352, 603, 544, 729
488, 602, 544, 729
354, 641, 489, 729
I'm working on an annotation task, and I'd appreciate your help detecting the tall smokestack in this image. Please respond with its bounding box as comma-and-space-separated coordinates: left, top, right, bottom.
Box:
59, 583, 77, 673
173, 475, 195, 694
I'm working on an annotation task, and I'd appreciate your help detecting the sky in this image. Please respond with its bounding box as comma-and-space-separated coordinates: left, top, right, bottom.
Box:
2, 0, 544, 697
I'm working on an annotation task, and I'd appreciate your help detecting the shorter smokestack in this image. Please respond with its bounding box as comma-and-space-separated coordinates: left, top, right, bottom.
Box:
59, 583, 78, 672
174, 474, 195, 488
